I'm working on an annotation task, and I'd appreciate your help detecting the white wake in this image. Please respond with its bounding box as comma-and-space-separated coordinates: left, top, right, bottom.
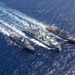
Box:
0, 3, 51, 50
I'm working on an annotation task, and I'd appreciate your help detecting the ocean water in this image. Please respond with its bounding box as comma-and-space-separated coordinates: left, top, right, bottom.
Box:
0, 0, 75, 75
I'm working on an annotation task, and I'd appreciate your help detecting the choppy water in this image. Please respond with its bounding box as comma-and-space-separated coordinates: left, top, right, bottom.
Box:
0, 0, 75, 75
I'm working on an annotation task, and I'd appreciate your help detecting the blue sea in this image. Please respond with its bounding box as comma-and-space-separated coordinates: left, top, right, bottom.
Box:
0, 0, 75, 75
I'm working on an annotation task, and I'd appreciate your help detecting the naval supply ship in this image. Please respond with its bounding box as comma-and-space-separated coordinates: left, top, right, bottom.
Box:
23, 24, 62, 51
0, 4, 75, 52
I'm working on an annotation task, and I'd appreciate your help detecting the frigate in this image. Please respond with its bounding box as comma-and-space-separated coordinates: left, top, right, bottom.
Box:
46, 26, 75, 44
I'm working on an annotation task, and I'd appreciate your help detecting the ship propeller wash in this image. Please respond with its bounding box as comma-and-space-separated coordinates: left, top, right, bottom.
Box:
0, 4, 75, 52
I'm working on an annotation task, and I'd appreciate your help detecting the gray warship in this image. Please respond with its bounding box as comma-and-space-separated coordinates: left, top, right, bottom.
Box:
0, 4, 75, 52
23, 24, 62, 51
10, 32, 35, 51
46, 26, 75, 44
